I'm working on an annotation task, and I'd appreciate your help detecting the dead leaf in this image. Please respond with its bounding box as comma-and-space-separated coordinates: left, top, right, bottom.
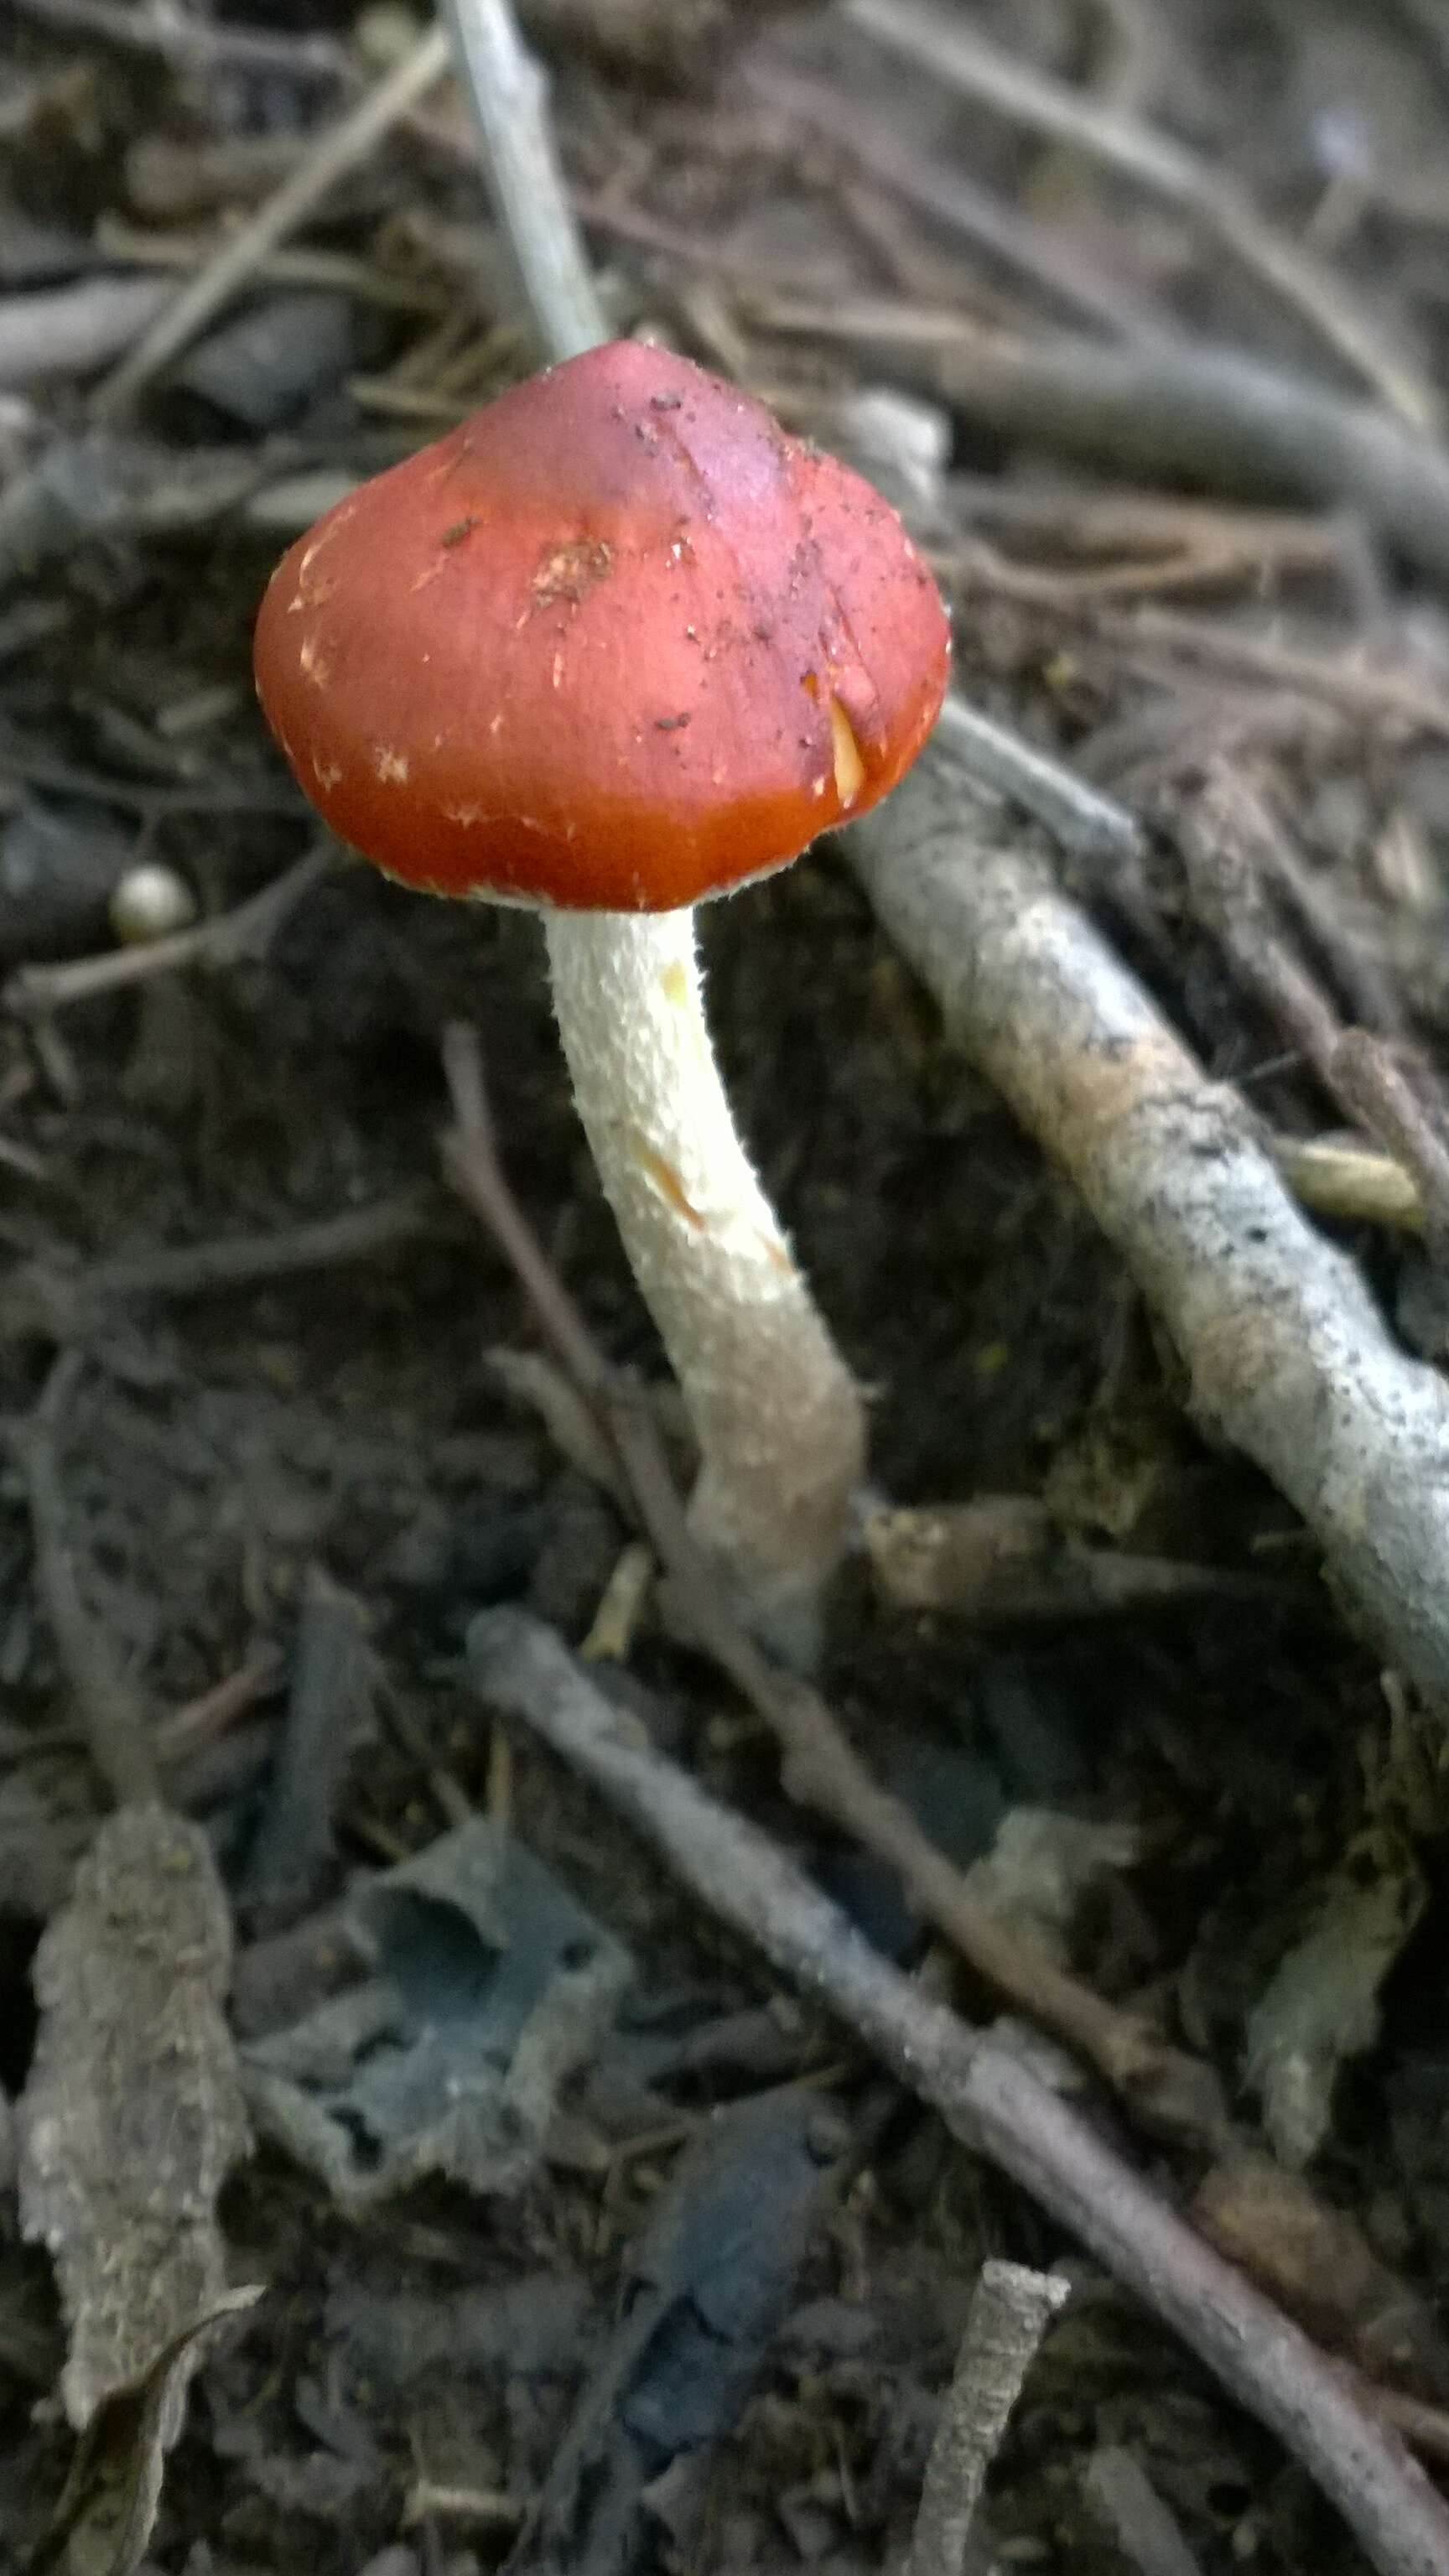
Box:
18, 1803, 252, 2433
1244, 1856, 1426, 2168
43, 2287, 262, 2576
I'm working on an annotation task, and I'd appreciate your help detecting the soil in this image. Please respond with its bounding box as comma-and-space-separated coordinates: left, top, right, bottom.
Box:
4, 1, 1449, 2570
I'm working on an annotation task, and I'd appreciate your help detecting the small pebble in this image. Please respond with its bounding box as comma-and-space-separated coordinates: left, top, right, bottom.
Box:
109, 861, 197, 945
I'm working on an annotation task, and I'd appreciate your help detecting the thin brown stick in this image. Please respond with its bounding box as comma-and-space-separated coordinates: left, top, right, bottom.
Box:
469, 1610, 1449, 2576
2, 1190, 440, 1345
439, 1024, 610, 1400
441, 1034, 1449, 2395
6, 1353, 160, 1807
1176, 768, 1349, 1091
1095, 610, 1449, 740
96, 1191, 436, 1301
155, 1650, 283, 1767
441, 0, 605, 365
865, 1496, 1306, 1622
96, 216, 451, 316
1331, 1031, 1449, 1262
0, 1649, 279, 1772
902, 2261, 1070, 2576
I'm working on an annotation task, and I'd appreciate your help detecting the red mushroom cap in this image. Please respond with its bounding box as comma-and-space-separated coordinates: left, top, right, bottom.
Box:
252, 339, 949, 912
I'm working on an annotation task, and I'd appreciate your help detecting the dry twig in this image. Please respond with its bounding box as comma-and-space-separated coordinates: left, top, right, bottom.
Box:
469, 1611, 1449, 2576
1093, 606, 1449, 740
439, 1022, 1223, 2144
441, 0, 603, 362
86, 1190, 436, 1306
97, 216, 451, 317
848, 730, 1449, 1721
946, 511, 1336, 605
1176, 771, 1449, 1253
4, 839, 335, 1017
91, 25, 450, 417
901, 2261, 1070, 2576
156, 1650, 283, 1768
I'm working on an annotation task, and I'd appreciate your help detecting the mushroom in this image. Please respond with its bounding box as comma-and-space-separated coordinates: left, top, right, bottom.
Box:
253, 337, 948, 1654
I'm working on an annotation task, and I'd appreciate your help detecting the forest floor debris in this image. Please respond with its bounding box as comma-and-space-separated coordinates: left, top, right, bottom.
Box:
8, 0, 1449, 2567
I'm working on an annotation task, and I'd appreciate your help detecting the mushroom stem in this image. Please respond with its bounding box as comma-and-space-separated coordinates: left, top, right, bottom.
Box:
543, 906, 865, 1658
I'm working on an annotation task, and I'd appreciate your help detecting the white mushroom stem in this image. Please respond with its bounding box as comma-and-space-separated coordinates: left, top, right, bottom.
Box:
543, 905, 865, 1655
